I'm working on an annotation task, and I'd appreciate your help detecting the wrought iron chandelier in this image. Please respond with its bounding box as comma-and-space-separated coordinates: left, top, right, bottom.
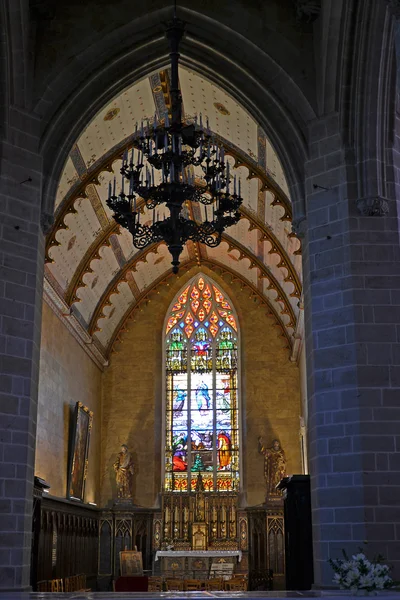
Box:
106, 15, 243, 274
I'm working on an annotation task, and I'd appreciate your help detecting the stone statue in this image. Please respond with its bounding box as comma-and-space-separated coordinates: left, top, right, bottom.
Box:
113, 444, 134, 500
258, 437, 286, 498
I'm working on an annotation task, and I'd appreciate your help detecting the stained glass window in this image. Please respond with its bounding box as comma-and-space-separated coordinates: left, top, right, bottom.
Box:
164, 275, 240, 492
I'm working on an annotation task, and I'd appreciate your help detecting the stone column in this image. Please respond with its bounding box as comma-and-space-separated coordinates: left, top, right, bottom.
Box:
303, 113, 400, 586
0, 109, 44, 590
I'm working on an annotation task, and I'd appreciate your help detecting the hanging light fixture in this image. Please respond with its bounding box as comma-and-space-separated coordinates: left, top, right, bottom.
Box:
106, 13, 243, 274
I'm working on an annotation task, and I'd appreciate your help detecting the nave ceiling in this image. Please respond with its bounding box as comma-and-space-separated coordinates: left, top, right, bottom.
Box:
44, 66, 303, 368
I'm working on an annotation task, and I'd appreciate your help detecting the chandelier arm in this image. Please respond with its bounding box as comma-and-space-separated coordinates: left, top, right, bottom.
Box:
105, 16, 244, 274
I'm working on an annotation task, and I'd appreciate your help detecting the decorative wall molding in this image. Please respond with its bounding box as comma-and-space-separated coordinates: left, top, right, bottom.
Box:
43, 277, 109, 370
356, 196, 389, 217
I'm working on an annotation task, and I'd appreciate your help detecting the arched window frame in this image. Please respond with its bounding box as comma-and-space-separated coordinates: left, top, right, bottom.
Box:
162, 274, 242, 493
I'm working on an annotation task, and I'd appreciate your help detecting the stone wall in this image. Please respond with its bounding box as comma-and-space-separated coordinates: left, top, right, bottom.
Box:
35, 301, 102, 503
100, 267, 302, 508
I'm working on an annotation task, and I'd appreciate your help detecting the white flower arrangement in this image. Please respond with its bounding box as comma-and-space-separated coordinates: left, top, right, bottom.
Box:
329, 550, 395, 594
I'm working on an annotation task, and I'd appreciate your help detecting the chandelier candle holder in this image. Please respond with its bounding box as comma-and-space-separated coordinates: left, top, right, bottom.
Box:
106, 16, 243, 273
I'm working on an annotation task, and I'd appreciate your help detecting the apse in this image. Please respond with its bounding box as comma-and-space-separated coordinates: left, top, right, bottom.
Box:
34, 58, 306, 592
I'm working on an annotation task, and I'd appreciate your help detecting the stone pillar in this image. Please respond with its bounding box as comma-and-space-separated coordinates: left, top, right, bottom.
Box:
0, 109, 44, 590
303, 113, 400, 586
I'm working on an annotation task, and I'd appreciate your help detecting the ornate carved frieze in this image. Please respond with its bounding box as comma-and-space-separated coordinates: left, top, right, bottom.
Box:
356, 196, 389, 216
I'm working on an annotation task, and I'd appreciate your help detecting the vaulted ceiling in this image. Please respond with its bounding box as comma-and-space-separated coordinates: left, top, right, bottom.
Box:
44, 66, 303, 368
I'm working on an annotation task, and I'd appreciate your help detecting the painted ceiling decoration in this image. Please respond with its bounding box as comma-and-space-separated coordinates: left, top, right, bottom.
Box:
44, 66, 303, 368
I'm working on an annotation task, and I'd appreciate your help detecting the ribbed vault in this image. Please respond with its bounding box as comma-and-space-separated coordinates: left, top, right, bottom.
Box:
44, 66, 303, 364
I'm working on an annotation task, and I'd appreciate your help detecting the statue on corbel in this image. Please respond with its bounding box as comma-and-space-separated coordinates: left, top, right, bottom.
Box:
113, 444, 135, 503
258, 437, 286, 503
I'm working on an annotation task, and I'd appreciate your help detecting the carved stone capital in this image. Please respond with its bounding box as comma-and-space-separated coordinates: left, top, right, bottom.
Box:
40, 211, 54, 235
356, 197, 389, 217
292, 216, 307, 239
293, 0, 321, 22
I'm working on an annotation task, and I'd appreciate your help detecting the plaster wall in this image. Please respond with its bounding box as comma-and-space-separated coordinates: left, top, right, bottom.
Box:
35, 301, 102, 503
100, 267, 302, 508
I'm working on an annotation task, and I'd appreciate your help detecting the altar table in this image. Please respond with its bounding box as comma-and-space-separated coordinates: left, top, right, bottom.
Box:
155, 550, 242, 562
154, 550, 242, 579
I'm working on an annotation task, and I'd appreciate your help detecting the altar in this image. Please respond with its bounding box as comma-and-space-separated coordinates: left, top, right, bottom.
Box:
150, 474, 249, 580
154, 550, 242, 580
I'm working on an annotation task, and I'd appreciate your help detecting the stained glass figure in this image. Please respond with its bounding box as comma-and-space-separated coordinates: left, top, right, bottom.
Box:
164, 275, 240, 492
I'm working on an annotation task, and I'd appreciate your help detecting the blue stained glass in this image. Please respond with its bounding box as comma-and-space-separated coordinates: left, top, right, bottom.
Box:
165, 276, 239, 492
191, 430, 214, 450
191, 409, 213, 430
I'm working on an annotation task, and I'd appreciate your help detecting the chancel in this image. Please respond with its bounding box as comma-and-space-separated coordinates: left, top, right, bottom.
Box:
2, 0, 400, 598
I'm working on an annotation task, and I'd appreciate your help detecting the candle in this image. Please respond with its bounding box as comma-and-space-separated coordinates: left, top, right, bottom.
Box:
113, 177, 116, 196
108, 182, 111, 198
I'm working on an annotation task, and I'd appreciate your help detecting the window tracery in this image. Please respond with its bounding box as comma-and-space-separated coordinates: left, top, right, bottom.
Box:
164, 275, 240, 492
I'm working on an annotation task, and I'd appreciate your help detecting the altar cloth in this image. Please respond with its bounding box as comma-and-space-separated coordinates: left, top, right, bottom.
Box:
155, 549, 242, 562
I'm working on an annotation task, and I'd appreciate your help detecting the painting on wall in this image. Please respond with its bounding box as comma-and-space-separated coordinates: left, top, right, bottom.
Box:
67, 401, 93, 501
119, 550, 143, 576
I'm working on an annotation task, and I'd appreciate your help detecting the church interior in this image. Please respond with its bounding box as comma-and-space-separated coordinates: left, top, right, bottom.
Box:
34, 49, 307, 593
2, 0, 400, 596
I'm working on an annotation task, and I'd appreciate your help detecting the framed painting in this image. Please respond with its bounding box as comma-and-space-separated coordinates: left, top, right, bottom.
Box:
67, 402, 93, 501
119, 550, 143, 576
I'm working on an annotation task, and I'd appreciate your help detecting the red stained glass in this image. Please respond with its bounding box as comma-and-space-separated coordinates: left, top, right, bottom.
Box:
166, 309, 185, 332
203, 285, 212, 299
210, 312, 219, 325
226, 314, 237, 331
174, 477, 188, 491
198, 308, 205, 321
185, 312, 194, 325
210, 323, 218, 337
217, 477, 233, 491
218, 309, 229, 318
172, 301, 182, 311
191, 287, 200, 300
178, 285, 190, 304
203, 299, 212, 313
191, 476, 213, 491
185, 324, 194, 337
198, 277, 205, 291
213, 285, 224, 303
221, 300, 231, 310
192, 300, 200, 313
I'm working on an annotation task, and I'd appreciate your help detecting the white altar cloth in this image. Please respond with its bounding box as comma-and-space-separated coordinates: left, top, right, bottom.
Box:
155, 550, 242, 562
